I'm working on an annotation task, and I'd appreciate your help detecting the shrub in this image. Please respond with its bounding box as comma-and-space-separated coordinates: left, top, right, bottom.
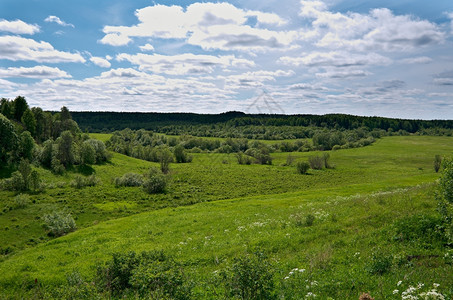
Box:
322, 153, 332, 169
51, 156, 65, 175
28, 170, 42, 192
236, 152, 253, 165
114, 173, 143, 187
143, 174, 167, 194
43, 211, 76, 237
96, 251, 190, 299
285, 154, 295, 166
174, 144, 192, 163
71, 175, 99, 189
14, 194, 30, 209
220, 252, 276, 300
308, 155, 324, 170
434, 155, 442, 173
305, 214, 315, 226
296, 161, 310, 174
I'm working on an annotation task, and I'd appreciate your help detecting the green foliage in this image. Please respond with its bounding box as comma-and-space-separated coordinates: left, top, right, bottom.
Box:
14, 194, 30, 209
80, 142, 96, 165
174, 144, 192, 163
28, 170, 42, 192
71, 175, 100, 189
434, 155, 442, 173
156, 146, 173, 173
392, 214, 445, 244
18, 159, 32, 190
114, 173, 143, 187
0, 113, 17, 163
18, 131, 35, 162
96, 250, 190, 299
51, 156, 65, 175
57, 131, 74, 167
220, 252, 276, 300
305, 213, 315, 226
84, 139, 109, 163
13, 96, 28, 121
296, 161, 310, 174
308, 155, 324, 170
43, 211, 76, 237
142, 170, 167, 194
21, 109, 36, 136
236, 152, 253, 165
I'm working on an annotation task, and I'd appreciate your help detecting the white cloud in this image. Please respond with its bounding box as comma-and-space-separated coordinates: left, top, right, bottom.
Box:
299, 1, 445, 52
90, 56, 111, 68
116, 53, 255, 75
44, 16, 74, 28
139, 43, 155, 52
401, 56, 433, 64
100, 2, 294, 51
315, 69, 371, 78
99, 33, 132, 46
0, 66, 71, 78
221, 70, 294, 89
0, 19, 40, 34
0, 35, 85, 63
279, 51, 391, 67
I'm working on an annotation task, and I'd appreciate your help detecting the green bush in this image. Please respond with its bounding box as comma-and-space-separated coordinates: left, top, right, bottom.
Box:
174, 144, 192, 163
43, 211, 76, 237
14, 194, 30, 209
220, 252, 276, 300
114, 173, 143, 187
434, 155, 442, 173
296, 161, 310, 174
96, 251, 190, 299
143, 174, 167, 194
71, 175, 99, 189
308, 155, 324, 170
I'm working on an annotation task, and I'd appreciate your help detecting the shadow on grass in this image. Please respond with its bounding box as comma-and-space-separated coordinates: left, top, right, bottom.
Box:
76, 164, 95, 175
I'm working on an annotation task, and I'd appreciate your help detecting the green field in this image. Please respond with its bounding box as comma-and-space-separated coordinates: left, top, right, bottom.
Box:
0, 136, 452, 298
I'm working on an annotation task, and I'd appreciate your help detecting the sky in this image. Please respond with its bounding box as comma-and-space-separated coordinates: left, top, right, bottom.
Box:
0, 0, 452, 119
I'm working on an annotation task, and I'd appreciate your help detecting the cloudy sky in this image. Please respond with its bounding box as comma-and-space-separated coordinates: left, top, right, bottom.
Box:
1, 0, 452, 119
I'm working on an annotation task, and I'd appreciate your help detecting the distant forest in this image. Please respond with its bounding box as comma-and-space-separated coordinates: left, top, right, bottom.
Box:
71, 111, 453, 137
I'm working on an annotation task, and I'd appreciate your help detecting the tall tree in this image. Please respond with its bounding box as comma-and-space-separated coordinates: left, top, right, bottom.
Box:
13, 96, 28, 121
21, 109, 36, 137
0, 113, 17, 163
57, 131, 74, 167
1, 98, 13, 119
60, 106, 71, 121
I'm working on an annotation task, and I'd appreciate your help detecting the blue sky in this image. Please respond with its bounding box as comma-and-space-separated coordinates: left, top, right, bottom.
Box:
1, 0, 452, 119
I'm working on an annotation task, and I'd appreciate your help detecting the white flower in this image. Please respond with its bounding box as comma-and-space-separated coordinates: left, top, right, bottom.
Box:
284, 276, 289, 280
433, 283, 440, 288
397, 280, 403, 286
299, 268, 306, 272
393, 289, 399, 294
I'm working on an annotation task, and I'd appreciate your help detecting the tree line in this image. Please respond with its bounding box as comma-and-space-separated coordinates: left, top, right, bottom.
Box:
70, 111, 453, 135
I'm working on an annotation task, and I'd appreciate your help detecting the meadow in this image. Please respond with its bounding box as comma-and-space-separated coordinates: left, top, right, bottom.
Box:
0, 135, 452, 299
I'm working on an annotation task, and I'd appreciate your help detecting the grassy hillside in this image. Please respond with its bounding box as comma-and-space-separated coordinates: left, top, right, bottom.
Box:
0, 136, 452, 298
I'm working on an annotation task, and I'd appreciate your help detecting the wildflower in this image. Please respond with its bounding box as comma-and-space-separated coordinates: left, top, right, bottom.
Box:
393, 290, 399, 294
284, 276, 289, 280
433, 283, 440, 288
397, 280, 403, 286
299, 268, 306, 272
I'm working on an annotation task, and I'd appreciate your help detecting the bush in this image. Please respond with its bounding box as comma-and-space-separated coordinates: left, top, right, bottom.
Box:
14, 194, 30, 209
29, 170, 42, 192
174, 144, 192, 163
305, 214, 315, 226
43, 211, 76, 237
143, 174, 167, 194
96, 251, 190, 299
296, 161, 310, 174
308, 155, 324, 170
220, 252, 276, 300
236, 152, 253, 165
71, 175, 100, 189
51, 156, 65, 175
434, 155, 442, 173
114, 173, 143, 187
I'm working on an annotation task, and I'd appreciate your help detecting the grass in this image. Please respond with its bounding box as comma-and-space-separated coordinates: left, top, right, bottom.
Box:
0, 135, 452, 298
